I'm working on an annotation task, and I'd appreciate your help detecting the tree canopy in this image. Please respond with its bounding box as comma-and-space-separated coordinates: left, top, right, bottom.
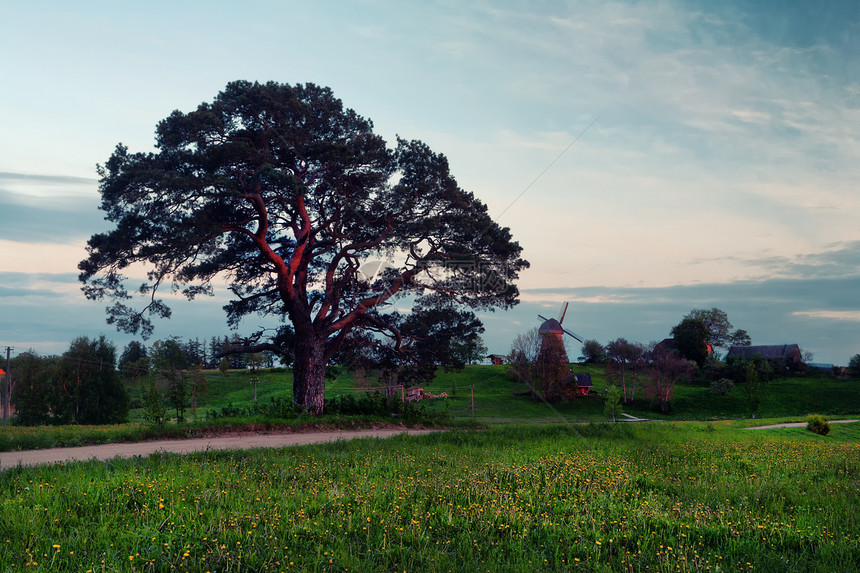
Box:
79, 81, 528, 414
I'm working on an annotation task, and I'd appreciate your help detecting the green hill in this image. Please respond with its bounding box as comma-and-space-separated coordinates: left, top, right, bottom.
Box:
125, 363, 860, 424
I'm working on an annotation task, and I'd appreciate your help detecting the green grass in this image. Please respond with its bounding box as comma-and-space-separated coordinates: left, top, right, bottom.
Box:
1, 364, 856, 452
2, 422, 859, 571
416, 364, 860, 424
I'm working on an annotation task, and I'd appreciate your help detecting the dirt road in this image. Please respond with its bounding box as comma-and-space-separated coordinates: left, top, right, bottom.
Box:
745, 419, 858, 430
0, 428, 440, 470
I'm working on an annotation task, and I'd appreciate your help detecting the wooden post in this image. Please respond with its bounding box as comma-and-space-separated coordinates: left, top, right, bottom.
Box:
470, 385, 475, 416
2, 347, 10, 426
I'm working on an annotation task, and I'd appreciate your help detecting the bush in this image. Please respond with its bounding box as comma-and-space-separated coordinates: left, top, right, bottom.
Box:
806, 415, 830, 436
709, 378, 734, 396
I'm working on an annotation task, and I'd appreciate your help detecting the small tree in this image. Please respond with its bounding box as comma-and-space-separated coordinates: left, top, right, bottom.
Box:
189, 363, 208, 414
847, 354, 860, 378
141, 377, 167, 426
581, 340, 607, 364
604, 385, 623, 422
647, 348, 693, 414
508, 328, 541, 399
806, 415, 830, 436
745, 361, 761, 418
152, 338, 190, 423
606, 338, 645, 404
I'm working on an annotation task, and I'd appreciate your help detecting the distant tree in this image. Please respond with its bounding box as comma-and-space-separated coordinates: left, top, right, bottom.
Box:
57, 336, 129, 424
646, 347, 694, 414
118, 340, 149, 380
455, 335, 488, 366
730, 329, 751, 347
189, 363, 208, 414
78, 80, 527, 416
604, 385, 623, 422
218, 358, 230, 377
141, 377, 167, 426
848, 354, 860, 378
9, 351, 56, 425
581, 339, 607, 364
507, 328, 541, 398
670, 317, 710, 367
683, 308, 749, 351
745, 360, 761, 418
606, 338, 645, 404
725, 353, 773, 385
339, 294, 485, 391
151, 338, 190, 423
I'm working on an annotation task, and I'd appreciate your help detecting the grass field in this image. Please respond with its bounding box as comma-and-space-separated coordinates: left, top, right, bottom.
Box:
126, 364, 860, 425
1, 365, 859, 570
2, 422, 859, 571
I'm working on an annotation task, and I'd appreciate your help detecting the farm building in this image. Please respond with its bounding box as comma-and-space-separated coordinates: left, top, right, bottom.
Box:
726, 344, 803, 370
566, 372, 593, 397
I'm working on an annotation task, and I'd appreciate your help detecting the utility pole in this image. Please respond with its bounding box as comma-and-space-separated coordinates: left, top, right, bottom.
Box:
2, 346, 11, 426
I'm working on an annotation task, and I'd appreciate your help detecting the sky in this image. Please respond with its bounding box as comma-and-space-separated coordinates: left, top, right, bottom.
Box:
1, 0, 859, 366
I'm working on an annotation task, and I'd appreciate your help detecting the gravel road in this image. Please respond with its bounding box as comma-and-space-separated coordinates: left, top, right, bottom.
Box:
0, 428, 440, 470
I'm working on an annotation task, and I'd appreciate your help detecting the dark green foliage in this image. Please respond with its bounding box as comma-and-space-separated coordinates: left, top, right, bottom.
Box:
670, 317, 710, 366
78, 80, 528, 416
848, 354, 860, 378
118, 340, 148, 379
708, 378, 734, 396
204, 392, 444, 424
606, 338, 645, 403
683, 307, 749, 350
806, 415, 831, 435
151, 338, 190, 423
338, 294, 486, 390
55, 336, 130, 425
745, 361, 761, 417
9, 352, 58, 425
580, 339, 607, 363
141, 379, 167, 426
604, 385, 623, 421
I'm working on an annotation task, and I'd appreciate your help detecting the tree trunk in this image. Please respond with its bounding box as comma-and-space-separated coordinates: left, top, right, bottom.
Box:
292, 336, 326, 415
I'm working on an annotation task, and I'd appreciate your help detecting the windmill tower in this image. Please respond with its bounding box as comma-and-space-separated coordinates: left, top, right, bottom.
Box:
535, 303, 584, 399
537, 302, 583, 361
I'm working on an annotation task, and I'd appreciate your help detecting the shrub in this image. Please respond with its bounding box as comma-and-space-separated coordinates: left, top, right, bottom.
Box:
806, 415, 830, 436
709, 378, 734, 396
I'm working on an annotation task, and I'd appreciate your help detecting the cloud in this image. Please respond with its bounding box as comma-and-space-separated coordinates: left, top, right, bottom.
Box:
793, 310, 860, 322
0, 171, 107, 245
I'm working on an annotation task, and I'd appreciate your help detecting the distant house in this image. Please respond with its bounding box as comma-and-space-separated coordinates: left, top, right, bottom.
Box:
405, 387, 424, 402
726, 344, 803, 370
566, 372, 593, 397
487, 354, 506, 365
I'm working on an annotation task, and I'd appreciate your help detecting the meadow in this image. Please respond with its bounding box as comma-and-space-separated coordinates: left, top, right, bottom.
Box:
1, 365, 859, 571
1, 422, 859, 571
2, 364, 858, 452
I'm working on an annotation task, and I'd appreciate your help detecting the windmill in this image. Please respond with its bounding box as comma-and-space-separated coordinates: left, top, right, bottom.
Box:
533, 302, 583, 399
537, 302, 584, 346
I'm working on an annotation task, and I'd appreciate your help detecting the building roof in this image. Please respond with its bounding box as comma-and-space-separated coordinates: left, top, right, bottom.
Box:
726, 344, 801, 360
567, 372, 593, 387
538, 318, 564, 336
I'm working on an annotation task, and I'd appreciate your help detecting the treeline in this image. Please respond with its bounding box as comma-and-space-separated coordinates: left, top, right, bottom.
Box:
118, 334, 280, 375
10, 336, 129, 426
6, 333, 280, 426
